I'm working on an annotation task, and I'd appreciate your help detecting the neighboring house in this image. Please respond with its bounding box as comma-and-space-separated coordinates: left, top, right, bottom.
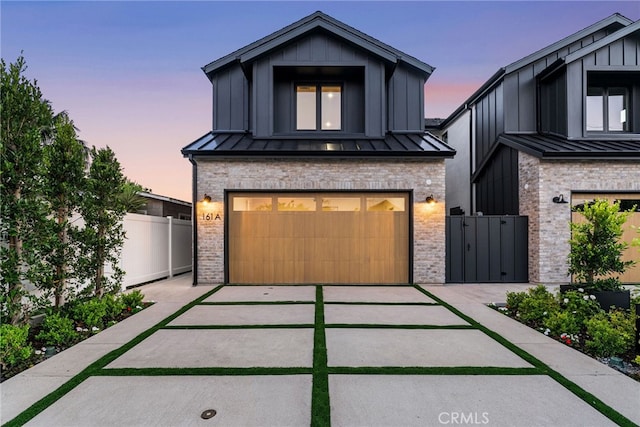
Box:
182, 11, 454, 285
138, 192, 192, 220
439, 13, 640, 284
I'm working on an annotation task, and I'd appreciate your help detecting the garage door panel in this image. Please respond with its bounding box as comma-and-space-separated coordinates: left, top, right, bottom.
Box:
228, 192, 409, 284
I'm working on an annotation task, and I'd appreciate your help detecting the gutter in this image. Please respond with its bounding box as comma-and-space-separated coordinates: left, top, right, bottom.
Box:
188, 155, 198, 287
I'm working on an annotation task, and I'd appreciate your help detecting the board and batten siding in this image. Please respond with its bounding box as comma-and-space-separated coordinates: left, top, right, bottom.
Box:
212, 65, 249, 131
503, 26, 619, 134
539, 71, 568, 136
474, 82, 504, 169
387, 63, 426, 132
249, 31, 387, 138
475, 145, 519, 216
565, 35, 640, 138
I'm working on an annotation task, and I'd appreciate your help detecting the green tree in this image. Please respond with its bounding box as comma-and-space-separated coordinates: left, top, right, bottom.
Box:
41, 113, 88, 306
119, 180, 146, 213
78, 147, 127, 297
568, 199, 634, 290
0, 55, 54, 324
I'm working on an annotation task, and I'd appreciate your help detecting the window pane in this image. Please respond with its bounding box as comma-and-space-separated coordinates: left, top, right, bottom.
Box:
366, 198, 405, 212
296, 86, 316, 130
321, 197, 360, 211
321, 86, 341, 130
608, 88, 626, 131
586, 88, 604, 131
277, 197, 316, 211
233, 197, 272, 211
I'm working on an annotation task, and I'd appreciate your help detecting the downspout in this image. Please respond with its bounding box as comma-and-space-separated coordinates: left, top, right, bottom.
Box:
188, 155, 198, 286
468, 103, 474, 214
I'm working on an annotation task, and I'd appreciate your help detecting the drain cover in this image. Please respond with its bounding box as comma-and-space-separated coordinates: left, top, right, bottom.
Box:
201, 409, 217, 419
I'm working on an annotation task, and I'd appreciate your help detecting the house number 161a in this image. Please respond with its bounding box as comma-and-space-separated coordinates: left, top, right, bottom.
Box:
202, 213, 222, 221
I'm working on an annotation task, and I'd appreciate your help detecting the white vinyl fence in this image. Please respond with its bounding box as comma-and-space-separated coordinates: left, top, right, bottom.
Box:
120, 213, 192, 288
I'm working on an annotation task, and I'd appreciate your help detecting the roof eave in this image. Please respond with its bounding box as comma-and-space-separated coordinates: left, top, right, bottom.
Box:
202, 11, 434, 78
504, 13, 633, 74
564, 20, 640, 64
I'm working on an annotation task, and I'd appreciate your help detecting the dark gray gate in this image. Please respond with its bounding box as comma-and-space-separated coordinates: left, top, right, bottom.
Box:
446, 216, 528, 283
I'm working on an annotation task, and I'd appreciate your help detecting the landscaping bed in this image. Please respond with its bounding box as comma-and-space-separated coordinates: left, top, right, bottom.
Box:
0, 290, 152, 383
489, 285, 640, 382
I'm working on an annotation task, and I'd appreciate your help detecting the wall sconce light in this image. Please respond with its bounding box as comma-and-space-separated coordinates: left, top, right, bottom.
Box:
552, 194, 568, 204
425, 195, 436, 205
202, 194, 212, 204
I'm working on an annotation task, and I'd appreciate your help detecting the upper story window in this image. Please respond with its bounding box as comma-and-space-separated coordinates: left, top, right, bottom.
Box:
585, 71, 639, 135
586, 86, 628, 132
296, 84, 342, 131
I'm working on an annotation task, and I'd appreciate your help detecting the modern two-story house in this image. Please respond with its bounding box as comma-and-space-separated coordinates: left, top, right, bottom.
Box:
439, 13, 640, 284
182, 11, 454, 285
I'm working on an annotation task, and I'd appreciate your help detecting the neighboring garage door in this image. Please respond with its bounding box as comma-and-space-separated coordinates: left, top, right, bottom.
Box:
228, 192, 410, 284
572, 193, 640, 284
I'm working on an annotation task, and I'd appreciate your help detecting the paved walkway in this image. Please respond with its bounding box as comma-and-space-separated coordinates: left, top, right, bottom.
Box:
2, 276, 638, 426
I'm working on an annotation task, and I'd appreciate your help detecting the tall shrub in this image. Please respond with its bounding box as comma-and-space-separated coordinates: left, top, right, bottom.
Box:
568, 199, 634, 290
78, 147, 127, 297
41, 113, 88, 306
0, 56, 54, 324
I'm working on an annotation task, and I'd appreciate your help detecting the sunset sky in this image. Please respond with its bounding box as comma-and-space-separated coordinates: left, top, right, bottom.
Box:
3, 1, 639, 202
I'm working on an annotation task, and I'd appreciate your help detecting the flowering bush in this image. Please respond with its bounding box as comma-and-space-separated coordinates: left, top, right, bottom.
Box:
507, 285, 558, 328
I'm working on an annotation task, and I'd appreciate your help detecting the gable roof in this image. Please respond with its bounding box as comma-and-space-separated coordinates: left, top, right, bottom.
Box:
181, 131, 455, 159
563, 18, 640, 64
439, 13, 634, 129
503, 13, 632, 74
202, 11, 434, 79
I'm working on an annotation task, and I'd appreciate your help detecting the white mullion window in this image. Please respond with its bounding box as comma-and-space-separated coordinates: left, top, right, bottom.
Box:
586, 86, 629, 132
296, 84, 341, 131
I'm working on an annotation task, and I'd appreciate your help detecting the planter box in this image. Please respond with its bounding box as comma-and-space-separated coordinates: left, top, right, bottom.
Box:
559, 285, 630, 310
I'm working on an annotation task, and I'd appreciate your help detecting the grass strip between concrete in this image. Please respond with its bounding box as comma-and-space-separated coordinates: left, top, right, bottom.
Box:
324, 301, 439, 306
95, 367, 312, 376
199, 301, 315, 305
3, 285, 225, 427
414, 285, 637, 427
329, 366, 542, 375
311, 285, 331, 427
324, 324, 473, 329
162, 324, 315, 329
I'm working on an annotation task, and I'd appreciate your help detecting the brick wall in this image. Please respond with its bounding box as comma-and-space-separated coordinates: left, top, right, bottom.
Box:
195, 158, 446, 284
519, 152, 640, 283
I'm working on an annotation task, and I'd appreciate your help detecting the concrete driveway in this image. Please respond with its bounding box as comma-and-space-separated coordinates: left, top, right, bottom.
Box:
2, 276, 638, 426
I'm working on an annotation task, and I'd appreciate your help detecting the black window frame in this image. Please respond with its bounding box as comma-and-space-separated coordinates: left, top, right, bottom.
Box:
295, 82, 343, 132
586, 86, 631, 133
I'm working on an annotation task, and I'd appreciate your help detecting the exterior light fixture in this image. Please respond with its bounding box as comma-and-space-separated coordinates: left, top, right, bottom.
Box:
552, 194, 568, 204
202, 194, 212, 203
425, 195, 436, 204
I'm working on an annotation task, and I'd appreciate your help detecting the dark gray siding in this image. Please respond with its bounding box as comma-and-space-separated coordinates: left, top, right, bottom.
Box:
250, 31, 388, 138
212, 66, 249, 131
387, 63, 425, 131
273, 67, 365, 134
475, 146, 518, 215
540, 71, 568, 136
565, 34, 640, 138
504, 28, 619, 133
474, 83, 504, 169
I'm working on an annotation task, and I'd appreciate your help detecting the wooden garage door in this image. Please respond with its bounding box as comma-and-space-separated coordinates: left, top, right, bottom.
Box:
228, 192, 409, 284
572, 193, 640, 284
